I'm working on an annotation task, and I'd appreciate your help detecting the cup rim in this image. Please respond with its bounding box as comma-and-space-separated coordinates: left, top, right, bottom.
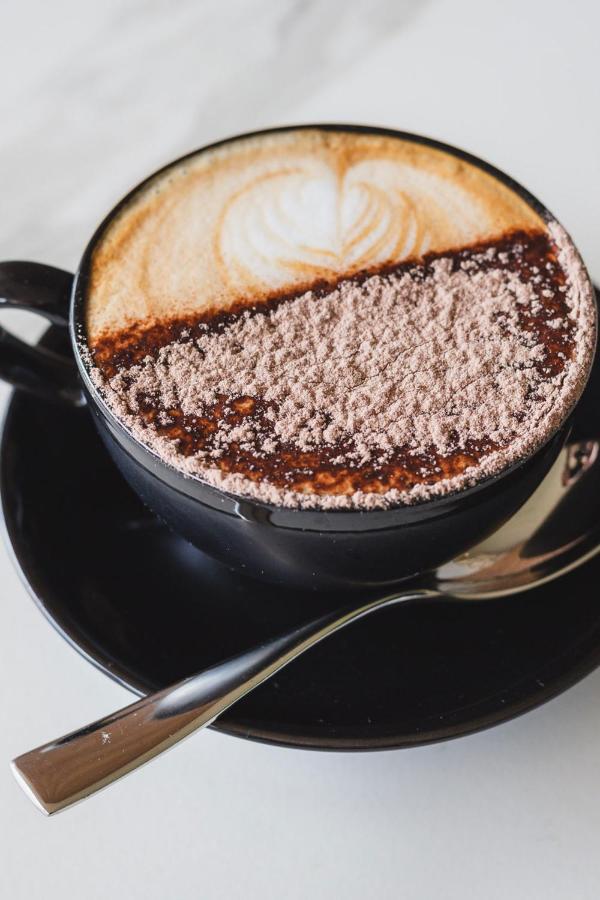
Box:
69, 123, 599, 520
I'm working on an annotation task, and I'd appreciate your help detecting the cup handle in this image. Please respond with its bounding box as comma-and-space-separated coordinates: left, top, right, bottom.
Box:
0, 261, 84, 406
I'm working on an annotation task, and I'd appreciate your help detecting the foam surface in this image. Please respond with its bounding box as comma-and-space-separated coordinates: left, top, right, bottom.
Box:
85, 129, 544, 341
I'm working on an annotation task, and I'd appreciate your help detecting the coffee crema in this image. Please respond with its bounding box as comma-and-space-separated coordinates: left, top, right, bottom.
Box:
83, 129, 596, 510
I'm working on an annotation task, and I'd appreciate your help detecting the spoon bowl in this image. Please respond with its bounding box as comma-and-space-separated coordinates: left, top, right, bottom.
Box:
434, 437, 600, 598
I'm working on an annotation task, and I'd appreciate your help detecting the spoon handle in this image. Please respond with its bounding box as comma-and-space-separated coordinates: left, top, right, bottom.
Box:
11, 590, 425, 814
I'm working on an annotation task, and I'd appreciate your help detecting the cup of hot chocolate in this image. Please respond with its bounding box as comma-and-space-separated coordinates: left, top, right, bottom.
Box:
0, 126, 596, 589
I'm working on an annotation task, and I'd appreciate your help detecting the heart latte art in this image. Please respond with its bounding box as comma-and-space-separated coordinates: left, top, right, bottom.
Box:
86, 129, 542, 340
217, 159, 491, 292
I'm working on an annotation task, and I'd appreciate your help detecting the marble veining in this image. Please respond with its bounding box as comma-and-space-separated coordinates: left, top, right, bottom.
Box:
0, 0, 428, 270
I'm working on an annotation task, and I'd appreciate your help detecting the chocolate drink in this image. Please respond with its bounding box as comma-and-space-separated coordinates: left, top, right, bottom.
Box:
82, 129, 596, 510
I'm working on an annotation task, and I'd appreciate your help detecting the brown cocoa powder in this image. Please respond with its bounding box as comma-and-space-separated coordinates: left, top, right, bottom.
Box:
87, 223, 596, 510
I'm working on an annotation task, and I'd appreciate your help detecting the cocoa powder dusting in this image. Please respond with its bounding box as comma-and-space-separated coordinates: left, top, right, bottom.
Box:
86, 226, 596, 510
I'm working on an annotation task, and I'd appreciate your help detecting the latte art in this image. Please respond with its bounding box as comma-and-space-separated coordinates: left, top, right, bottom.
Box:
85, 129, 543, 341
217, 158, 491, 291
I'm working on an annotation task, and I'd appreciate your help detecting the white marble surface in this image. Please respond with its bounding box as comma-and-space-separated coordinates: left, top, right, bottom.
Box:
1, 0, 600, 897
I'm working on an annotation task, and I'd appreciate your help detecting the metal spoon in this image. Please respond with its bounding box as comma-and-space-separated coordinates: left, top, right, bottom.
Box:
11, 435, 600, 815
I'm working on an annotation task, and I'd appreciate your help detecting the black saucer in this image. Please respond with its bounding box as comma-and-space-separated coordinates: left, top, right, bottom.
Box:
2, 327, 600, 751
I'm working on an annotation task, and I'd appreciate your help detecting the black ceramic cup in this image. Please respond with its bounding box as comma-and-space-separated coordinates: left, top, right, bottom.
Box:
0, 126, 595, 590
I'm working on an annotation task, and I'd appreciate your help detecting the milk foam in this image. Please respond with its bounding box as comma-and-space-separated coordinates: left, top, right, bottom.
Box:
86, 129, 545, 341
